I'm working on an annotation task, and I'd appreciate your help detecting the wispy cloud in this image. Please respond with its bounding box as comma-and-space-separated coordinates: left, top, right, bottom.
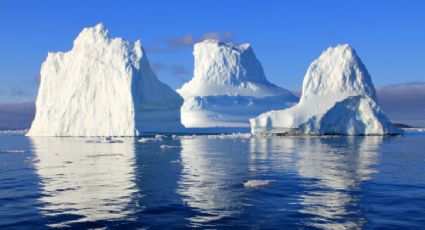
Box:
167, 34, 194, 49
171, 65, 191, 76
10, 87, 29, 96
0, 102, 35, 130
150, 61, 191, 82
375, 82, 425, 127
150, 61, 168, 72
147, 32, 235, 53
202, 32, 234, 43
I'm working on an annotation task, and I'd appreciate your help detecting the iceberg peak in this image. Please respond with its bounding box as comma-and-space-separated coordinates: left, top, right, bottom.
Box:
301, 44, 377, 102
178, 40, 277, 98
73, 23, 110, 46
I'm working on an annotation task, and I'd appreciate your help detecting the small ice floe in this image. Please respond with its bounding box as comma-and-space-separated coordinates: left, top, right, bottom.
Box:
87, 153, 123, 158
170, 160, 180, 164
138, 137, 156, 143
0, 149, 25, 153
173, 135, 196, 140
0, 129, 28, 135
403, 128, 425, 136
243, 179, 277, 189
155, 134, 166, 140
207, 133, 252, 140
85, 137, 123, 143
160, 145, 180, 149
138, 135, 168, 143
85, 139, 102, 143
105, 136, 124, 143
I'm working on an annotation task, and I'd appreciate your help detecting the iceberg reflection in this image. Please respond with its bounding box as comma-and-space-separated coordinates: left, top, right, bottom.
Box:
296, 136, 382, 229
30, 137, 138, 228
177, 136, 249, 227
247, 136, 383, 229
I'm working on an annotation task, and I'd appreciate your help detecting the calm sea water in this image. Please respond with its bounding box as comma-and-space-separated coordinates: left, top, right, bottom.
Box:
1, 133, 425, 229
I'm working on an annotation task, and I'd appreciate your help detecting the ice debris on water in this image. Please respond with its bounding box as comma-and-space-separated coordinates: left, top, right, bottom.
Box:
243, 180, 277, 189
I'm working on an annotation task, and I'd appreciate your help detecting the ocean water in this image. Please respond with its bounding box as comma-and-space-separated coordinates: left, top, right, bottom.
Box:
1, 133, 425, 229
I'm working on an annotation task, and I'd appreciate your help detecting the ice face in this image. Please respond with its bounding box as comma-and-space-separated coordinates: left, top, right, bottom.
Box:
250, 44, 402, 135
27, 23, 183, 136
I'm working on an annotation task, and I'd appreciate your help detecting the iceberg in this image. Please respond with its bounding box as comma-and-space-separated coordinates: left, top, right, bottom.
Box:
28, 23, 183, 136
250, 44, 402, 135
177, 40, 298, 128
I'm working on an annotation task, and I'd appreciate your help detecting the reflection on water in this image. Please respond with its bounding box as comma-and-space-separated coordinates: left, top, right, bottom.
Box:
8, 134, 412, 228
178, 137, 249, 227
296, 137, 382, 229
248, 136, 383, 229
30, 137, 138, 227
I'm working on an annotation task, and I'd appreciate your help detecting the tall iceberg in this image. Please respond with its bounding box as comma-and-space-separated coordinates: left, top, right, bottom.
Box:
177, 40, 298, 128
28, 23, 183, 136
250, 44, 402, 135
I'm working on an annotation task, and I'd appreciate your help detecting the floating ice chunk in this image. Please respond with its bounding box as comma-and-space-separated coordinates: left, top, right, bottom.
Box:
160, 145, 180, 149
173, 135, 196, 140
243, 179, 277, 188
402, 128, 425, 136
0, 129, 28, 135
155, 134, 166, 140
85, 137, 123, 143
207, 133, 252, 139
138, 137, 157, 143
0, 150, 25, 153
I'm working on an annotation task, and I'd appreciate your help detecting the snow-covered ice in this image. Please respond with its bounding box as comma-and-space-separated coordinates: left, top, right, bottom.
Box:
177, 40, 298, 128
27, 23, 183, 136
251, 44, 402, 135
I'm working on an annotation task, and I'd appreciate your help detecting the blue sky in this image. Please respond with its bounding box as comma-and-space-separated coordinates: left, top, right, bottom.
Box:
0, 0, 424, 103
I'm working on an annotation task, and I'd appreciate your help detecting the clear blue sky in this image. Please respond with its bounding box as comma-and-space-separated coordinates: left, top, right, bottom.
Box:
0, 0, 424, 103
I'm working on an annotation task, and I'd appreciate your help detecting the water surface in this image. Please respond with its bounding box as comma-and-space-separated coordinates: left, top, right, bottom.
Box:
1, 133, 424, 229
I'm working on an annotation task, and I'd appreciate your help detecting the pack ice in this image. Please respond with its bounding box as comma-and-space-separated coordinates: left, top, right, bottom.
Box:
250, 44, 402, 135
27, 23, 183, 136
177, 40, 298, 128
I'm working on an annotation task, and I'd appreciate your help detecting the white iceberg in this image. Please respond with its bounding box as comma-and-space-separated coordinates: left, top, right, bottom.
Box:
177, 40, 298, 128
250, 44, 402, 135
28, 23, 183, 136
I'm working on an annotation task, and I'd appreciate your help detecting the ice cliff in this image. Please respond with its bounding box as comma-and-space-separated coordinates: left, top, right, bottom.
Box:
28, 23, 183, 136
177, 40, 298, 128
250, 44, 402, 135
